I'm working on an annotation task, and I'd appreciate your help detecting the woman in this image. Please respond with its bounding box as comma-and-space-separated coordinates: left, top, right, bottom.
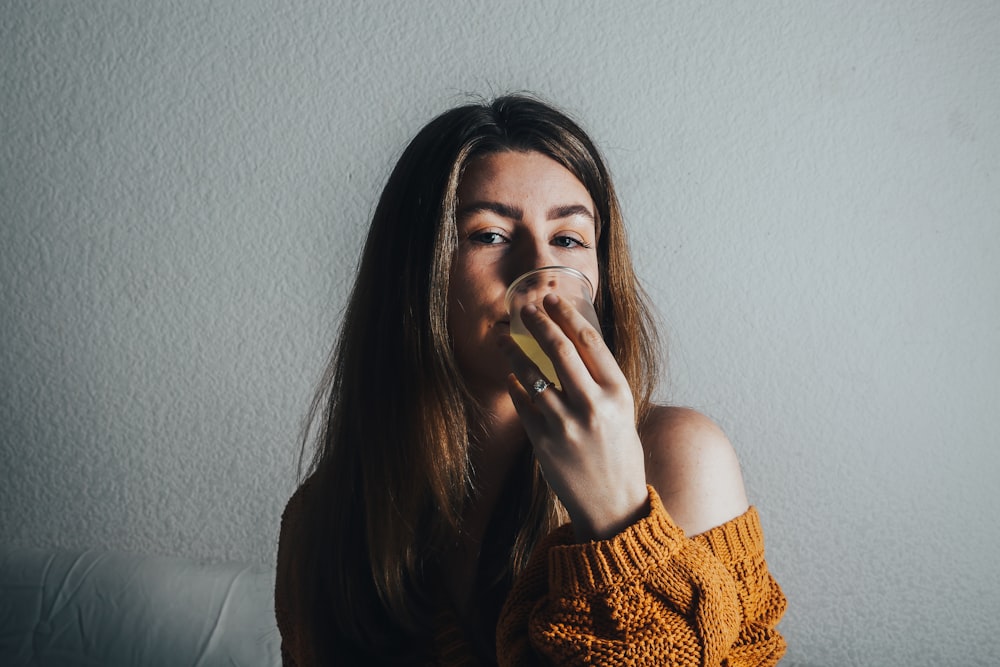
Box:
275, 94, 786, 665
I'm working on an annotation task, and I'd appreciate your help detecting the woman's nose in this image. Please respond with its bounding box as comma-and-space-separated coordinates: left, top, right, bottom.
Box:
510, 237, 558, 279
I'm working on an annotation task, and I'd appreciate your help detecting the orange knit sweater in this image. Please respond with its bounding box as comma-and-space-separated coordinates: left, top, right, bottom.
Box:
275, 486, 786, 666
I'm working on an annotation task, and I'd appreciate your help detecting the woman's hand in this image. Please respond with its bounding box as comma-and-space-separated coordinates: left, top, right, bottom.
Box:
500, 293, 649, 541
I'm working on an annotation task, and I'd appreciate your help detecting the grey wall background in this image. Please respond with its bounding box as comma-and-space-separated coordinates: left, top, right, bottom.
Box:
2, 1, 998, 665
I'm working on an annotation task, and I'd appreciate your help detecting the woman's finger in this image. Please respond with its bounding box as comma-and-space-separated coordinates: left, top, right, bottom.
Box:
521, 295, 625, 395
504, 372, 551, 437
540, 293, 624, 386
498, 334, 563, 410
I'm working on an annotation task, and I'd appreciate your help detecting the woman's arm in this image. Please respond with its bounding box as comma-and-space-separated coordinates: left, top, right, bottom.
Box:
498, 297, 786, 665
496, 486, 786, 666
640, 406, 750, 538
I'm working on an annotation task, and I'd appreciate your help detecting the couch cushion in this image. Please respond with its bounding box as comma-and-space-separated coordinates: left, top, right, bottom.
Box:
0, 547, 280, 667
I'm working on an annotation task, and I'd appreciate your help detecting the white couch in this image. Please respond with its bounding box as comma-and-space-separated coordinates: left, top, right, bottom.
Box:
0, 547, 281, 667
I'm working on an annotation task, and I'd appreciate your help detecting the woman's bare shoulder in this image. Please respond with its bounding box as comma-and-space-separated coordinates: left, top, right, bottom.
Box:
639, 406, 750, 537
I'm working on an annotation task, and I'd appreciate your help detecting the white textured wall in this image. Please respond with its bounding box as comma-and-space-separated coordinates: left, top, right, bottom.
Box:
2, 2, 998, 664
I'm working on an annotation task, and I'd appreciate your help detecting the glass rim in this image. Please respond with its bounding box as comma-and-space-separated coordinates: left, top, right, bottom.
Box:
504, 265, 595, 312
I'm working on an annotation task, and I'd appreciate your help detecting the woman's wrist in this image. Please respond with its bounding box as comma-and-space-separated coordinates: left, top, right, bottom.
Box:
570, 484, 651, 542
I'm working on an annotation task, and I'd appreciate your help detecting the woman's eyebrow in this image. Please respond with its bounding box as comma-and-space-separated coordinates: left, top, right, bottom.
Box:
548, 204, 595, 222
457, 201, 522, 220
456, 201, 595, 224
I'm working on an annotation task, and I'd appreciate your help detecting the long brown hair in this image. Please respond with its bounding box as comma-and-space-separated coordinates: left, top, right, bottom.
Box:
291, 93, 661, 659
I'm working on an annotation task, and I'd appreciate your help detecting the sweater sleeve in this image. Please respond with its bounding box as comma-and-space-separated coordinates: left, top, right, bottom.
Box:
495, 486, 786, 666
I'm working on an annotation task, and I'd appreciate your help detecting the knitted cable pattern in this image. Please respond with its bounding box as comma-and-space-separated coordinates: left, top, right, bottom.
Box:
276, 485, 786, 666
496, 486, 786, 666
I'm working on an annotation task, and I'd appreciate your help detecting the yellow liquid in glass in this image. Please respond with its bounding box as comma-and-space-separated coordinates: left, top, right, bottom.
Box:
510, 330, 561, 390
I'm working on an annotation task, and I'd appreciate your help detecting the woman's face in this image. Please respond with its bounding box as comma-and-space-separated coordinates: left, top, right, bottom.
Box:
448, 150, 600, 396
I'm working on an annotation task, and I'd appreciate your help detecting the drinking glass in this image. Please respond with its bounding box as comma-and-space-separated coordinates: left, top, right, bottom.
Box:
504, 266, 599, 389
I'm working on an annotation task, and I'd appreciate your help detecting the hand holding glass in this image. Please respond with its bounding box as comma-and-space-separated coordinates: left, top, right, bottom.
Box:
504, 266, 600, 390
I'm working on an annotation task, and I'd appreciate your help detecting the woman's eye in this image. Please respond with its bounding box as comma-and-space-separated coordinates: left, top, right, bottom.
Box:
471, 231, 506, 245
553, 235, 589, 249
